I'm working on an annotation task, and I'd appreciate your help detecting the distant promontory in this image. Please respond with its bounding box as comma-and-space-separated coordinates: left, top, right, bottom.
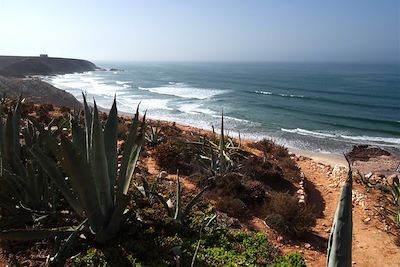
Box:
0, 55, 99, 107
0, 55, 99, 77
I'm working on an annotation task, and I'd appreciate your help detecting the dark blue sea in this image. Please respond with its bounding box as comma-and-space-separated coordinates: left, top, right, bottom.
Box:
45, 62, 400, 154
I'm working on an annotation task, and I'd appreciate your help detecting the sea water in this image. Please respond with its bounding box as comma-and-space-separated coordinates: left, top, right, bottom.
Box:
44, 62, 400, 154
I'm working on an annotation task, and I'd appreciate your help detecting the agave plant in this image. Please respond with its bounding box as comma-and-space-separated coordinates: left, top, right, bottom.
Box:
153, 173, 208, 224
0, 94, 146, 245
192, 112, 247, 178
327, 156, 353, 267
31, 94, 146, 242
145, 120, 163, 147
378, 180, 400, 227
0, 96, 55, 228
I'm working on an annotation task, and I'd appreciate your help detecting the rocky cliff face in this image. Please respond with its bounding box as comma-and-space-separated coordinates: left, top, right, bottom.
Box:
0, 56, 98, 77
0, 76, 80, 108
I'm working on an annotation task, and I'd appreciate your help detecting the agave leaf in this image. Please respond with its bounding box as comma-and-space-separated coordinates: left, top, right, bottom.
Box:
4, 112, 25, 177
58, 136, 105, 231
117, 109, 146, 195
0, 104, 3, 175
103, 97, 118, 198
70, 115, 86, 154
12, 95, 22, 152
30, 145, 84, 216
117, 105, 140, 194
327, 157, 353, 267
135, 185, 146, 197
218, 110, 225, 155
0, 226, 77, 241
82, 92, 92, 162
174, 174, 182, 220
50, 219, 88, 265
90, 101, 113, 216
26, 160, 41, 209
141, 176, 150, 194
103, 193, 130, 241
183, 186, 209, 219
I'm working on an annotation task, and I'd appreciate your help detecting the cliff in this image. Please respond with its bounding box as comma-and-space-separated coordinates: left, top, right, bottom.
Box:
0, 55, 98, 77
0, 76, 80, 108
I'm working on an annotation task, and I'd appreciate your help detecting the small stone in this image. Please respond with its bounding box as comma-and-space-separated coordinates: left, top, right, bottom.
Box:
365, 172, 373, 179
276, 236, 283, 242
363, 217, 371, 222
304, 243, 311, 249
297, 189, 305, 195
387, 174, 399, 186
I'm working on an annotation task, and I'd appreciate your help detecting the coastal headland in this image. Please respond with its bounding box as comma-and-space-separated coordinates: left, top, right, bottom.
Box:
0, 56, 398, 266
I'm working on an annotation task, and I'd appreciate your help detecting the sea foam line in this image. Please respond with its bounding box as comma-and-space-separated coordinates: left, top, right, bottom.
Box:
281, 128, 400, 145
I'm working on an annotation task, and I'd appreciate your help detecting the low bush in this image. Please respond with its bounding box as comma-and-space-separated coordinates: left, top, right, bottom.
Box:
262, 192, 317, 236
240, 156, 293, 192
272, 252, 307, 267
153, 138, 193, 175
215, 196, 248, 219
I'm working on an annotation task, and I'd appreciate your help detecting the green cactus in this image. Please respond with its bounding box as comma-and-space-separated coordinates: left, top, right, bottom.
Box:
326, 156, 353, 267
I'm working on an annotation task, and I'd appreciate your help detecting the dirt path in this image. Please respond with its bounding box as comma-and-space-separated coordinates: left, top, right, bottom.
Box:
296, 157, 400, 267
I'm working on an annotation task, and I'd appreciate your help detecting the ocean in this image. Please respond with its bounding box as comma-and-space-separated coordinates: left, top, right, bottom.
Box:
44, 62, 400, 154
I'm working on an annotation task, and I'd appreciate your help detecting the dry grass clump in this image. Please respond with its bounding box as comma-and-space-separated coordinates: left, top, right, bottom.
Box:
262, 192, 317, 237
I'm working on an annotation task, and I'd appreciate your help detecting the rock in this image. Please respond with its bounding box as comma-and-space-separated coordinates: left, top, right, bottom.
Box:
363, 217, 371, 222
365, 172, 373, 179
276, 236, 283, 242
297, 189, 305, 195
387, 174, 399, 186
304, 243, 311, 249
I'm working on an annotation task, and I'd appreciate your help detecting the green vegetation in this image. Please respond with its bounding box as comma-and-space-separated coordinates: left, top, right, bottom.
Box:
0, 97, 308, 266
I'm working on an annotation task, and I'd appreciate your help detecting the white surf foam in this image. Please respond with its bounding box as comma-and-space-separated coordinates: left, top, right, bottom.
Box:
178, 103, 216, 115
281, 128, 400, 145
255, 90, 304, 98
138, 83, 227, 100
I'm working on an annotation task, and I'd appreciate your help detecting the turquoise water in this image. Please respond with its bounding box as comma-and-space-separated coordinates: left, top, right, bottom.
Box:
45, 62, 400, 153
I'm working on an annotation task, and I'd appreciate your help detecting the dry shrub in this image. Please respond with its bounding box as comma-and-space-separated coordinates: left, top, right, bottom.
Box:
41, 103, 54, 112
241, 180, 266, 205
240, 156, 293, 192
153, 139, 193, 175
215, 173, 245, 196
214, 173, 266, 206
59, 106, 71, 114
262, 192, 317, 236
216, 196, 248, 219
250, 139, 300, 180
117, 118, 130, 139
158, 123, 182, 139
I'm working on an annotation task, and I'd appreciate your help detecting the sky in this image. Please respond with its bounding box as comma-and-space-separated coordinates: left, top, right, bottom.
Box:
0, 0, 399, 62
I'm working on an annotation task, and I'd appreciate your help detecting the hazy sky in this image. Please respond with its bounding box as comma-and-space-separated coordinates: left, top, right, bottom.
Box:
0, 0, 399, 62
